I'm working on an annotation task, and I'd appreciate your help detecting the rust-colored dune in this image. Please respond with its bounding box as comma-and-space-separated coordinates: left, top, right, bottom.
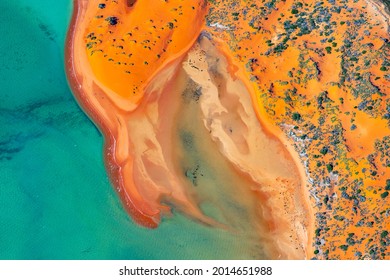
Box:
66, 0, 390, 259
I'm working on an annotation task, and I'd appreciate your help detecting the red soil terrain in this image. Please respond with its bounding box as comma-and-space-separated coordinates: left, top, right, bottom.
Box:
66, 0, 390, 259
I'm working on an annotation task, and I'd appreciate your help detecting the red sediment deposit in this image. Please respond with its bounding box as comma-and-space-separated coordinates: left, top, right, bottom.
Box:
66, 0, 390, 259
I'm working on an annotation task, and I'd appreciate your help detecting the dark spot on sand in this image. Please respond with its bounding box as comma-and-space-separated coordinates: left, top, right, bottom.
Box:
106, 16, 118, 26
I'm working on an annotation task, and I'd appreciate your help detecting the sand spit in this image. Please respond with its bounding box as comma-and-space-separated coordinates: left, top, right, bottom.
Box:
65, 0, 209, 228
67, 16, 313, 255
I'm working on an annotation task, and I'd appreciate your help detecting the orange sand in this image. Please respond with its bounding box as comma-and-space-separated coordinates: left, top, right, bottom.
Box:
204, 0, 390, 259
66, 0, 390, 259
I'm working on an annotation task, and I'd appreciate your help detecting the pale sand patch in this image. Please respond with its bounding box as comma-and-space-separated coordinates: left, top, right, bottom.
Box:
181, 38, 312, 259
366, 0, 390, 31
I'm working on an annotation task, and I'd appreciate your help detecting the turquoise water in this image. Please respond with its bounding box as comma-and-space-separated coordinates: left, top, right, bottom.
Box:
0, 0, 255, 259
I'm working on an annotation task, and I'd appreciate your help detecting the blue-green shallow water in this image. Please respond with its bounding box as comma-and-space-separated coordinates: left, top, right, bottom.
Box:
0, 0, 255, 259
